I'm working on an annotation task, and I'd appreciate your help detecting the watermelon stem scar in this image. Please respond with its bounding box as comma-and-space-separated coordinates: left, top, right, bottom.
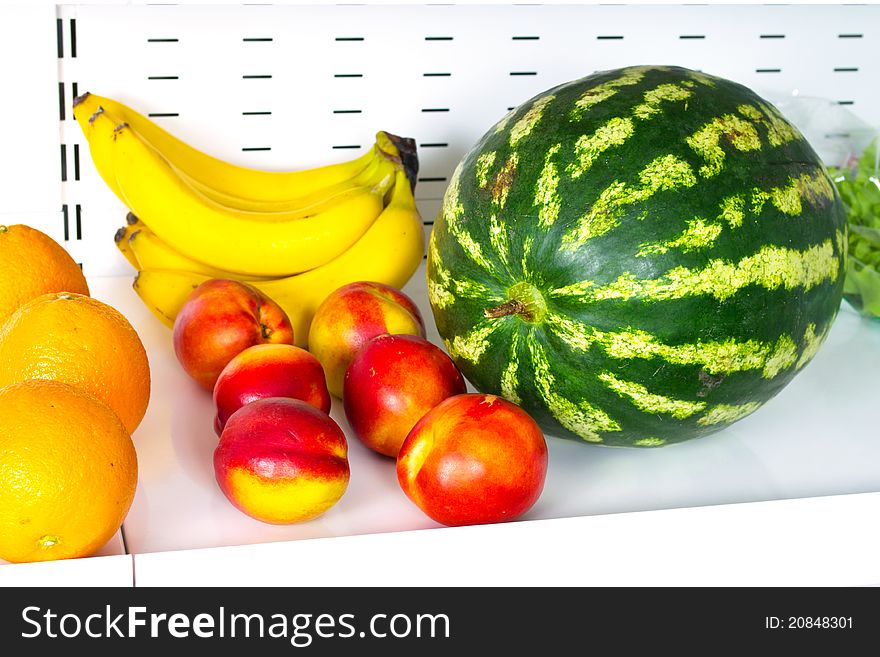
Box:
484, 282, 547, 323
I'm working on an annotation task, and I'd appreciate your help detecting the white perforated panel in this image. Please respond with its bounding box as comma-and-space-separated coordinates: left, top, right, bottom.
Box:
23, 3, 880, 274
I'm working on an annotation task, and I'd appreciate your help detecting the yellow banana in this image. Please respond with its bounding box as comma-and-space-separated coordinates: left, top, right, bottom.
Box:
127, 223, 274, 282
132, 269, 209, 328
256, 168, 425, 345
75, 104, 123, 201
108, 118, 395, 276
73, 91, 407, 204
79, 103, 399, 221
114, 212, 143, 270
181, 147, 385, 213
131, 169, 425, 345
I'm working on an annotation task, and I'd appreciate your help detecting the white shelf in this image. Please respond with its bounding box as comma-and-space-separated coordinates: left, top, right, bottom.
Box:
130, 491, 880, 587
0, 535, 130, 585
13, 262, 867, 585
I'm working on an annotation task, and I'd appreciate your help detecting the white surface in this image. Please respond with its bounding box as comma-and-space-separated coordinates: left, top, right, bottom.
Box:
78, 264, 880, 585
0, 552, 133, 587
133, 492, 880, 587
0, 5, 62, 220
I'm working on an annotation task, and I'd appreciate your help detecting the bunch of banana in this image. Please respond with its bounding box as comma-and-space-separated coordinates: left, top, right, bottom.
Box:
74, 92, 425, 347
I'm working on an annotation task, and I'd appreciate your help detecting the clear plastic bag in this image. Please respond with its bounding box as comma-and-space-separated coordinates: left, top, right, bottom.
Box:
829, 140, 880, 318
772, 96, 880, 319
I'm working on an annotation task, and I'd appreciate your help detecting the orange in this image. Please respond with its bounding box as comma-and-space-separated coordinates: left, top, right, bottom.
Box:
0, 224, 89, 324
0, 379, 138, 563
0, 292, 151, 433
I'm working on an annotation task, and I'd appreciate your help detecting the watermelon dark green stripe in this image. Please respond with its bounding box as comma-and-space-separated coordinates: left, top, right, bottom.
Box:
427, 65, 846, 447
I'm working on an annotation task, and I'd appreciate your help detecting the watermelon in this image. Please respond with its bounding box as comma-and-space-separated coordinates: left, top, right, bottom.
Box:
427, 65, 846, 448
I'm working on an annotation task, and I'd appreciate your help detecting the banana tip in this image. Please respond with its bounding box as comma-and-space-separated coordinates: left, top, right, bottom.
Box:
72, 91, 91, 108
114, 227, 128, 244
88, 106, 104, 125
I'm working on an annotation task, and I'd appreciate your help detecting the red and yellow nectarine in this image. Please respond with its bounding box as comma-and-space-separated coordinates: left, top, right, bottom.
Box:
344, 334, 466, 457
213, 343, 331, 435
173, 279, 294, 391
214, 397, 349, 524
397, 393, 547, 527
307, 281, 425, 398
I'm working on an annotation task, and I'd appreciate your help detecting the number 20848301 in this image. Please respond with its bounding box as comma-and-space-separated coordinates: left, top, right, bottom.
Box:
765, 617, 853, 630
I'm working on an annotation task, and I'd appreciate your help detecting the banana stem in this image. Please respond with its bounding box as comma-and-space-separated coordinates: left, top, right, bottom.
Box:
381, 132, 419, 192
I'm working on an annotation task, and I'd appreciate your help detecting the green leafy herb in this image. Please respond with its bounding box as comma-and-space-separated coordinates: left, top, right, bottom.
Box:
828, 137, 880, 318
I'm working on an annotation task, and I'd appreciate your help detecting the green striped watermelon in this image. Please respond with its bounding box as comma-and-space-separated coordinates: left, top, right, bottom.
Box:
427, 65, 846, 448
